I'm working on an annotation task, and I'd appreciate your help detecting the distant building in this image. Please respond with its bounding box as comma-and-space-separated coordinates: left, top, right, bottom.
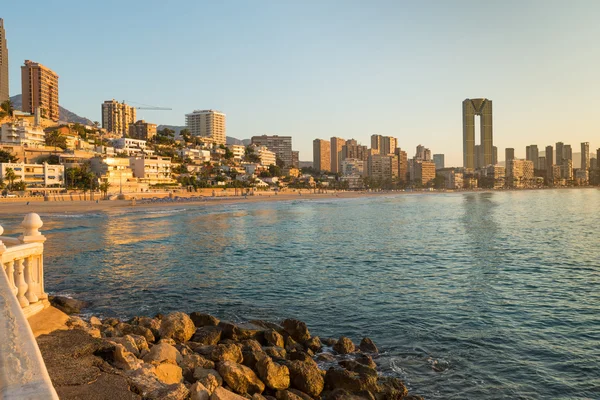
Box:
0, 162, 63, 188
575, 169, 588, 185
545, 145, 554, 182
112, 137, 149, 156
21, 60, 59, 121
0, 119, 45, 147
185, 109, 226, 145
226, 144, 245, 161
463, 98, 493, 169
90, 156, 141, 192
507, 159, 535, 188
395, 148, 408, 183
433, 154, 445, 170
0, 19, 8, 103
250, 135, 292, 166
341, 159, 365, 177
415, 144, 431, 161
505, 148, 515, 165
556, 142, 564, 166
102, 100, 136, 136
564, 144, 572, 164
581, 142, 590, 170
371, 135, 397, 156
368, 154, 398, 181
484, 165, 506, 188
256, 145, 276, 166
438, 168, 463, 189
178, 148, 210, 163
330, 137, 345, 173
538, 156, 546, 171
130, 156, 174, 185
560, 159, 573, 180
342, 139, 368, 162
128, 120, 156, 141
414, 160, 436, 186
526, 145, 539, 170
291, 151, 299, 168
313, 139, 331, 172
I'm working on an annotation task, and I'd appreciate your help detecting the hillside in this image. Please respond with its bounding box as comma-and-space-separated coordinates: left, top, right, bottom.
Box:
9, 94, 94, 126
157, 125, 250, 145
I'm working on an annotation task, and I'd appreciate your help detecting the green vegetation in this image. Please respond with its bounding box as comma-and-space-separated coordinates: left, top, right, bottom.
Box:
0, 100, 15, 119
0, 149, 18, 163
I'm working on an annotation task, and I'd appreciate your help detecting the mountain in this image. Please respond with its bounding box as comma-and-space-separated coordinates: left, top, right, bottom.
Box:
156, 125, 250, 145
10, 94, 94, 125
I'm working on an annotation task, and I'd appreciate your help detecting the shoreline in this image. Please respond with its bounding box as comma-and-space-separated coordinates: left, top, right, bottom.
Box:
1, 186, 595, 216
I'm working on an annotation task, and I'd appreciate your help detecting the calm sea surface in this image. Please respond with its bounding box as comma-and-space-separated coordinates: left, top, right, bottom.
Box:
4, 189, 600, 399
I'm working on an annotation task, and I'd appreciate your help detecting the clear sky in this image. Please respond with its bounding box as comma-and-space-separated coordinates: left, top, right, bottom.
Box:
3, 0, 600, 165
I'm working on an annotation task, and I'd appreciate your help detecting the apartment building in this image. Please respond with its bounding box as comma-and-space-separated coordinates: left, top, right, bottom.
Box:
341, 159, 365, 177
102, 100, 136, 136
130, 156, 175, 185
437, 169, 464, 189
0, 19, 8, 103
178, 148, 210, 163
256, 146, 276, 166
128, 120, 156, 141
0, 120, 45, 147
185, 110, 226, 145
507, 159, 535, 188
313, 139, 331, 172
227, 144, 246, 161
113, 137, 149, 156
0, 162, 64, 187
371, 135, 397, 156
250, 135, 292, 166
330, 137, 345, 173
21, 60, 59, 121
414, 160, 436, 186
368, 154, 398, 181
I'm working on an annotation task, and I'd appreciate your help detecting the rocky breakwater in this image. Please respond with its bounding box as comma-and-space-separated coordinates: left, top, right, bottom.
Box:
58, 311, 423, 400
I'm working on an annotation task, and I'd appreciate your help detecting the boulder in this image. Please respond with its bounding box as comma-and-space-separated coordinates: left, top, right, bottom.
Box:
143, 342, 182, 365
275, 390, 304, 400
315, 353, 336, 363
146, 383, 189, 400
190, 381, 212, 399
324, 367, 378, 393
112, 343, 142, 370
217, 360, 265, 395
115, 323, 155, 343
241, 339, 263, 352
219, 321, 264, 341
338, 360, 377, 377
264, 330, 284, 348
285, 336, 304, 353
358, 338, 378, 354
159, 312, 196, 342
107, 335, 140, 357
192, 326, 223, 345
242, 349, 267, 370
129, 316, 162, 337
322, 338, 337, 346
103, 317, 120, 326
326, 388, 375, 400
333, 337, 355, 355
210, 386, 248, 400
263, 347, 286, 360
194, 368, 223, 391
287, 389, 313, 400
281, 319, 310, 342
191, 312, 221, 327
256, 355, 290, 390
130, 334, 150, 357
89, 316, 102, 326
210, 343, 243, 363
304, 336, 322, 353
354, 354, 377, 369
180, 353, 215, 381
376, 377, 408, 399
288, 351, 315, 365
155, 363, 183, 384
49, 296, 87, 314
287, 359, 324, 397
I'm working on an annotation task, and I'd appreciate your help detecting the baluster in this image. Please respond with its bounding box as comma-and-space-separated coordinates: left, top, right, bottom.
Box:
25, 256, 39, 304
5, 261, 18, 296
38, 254, 48, 300
14, 259, 30, 308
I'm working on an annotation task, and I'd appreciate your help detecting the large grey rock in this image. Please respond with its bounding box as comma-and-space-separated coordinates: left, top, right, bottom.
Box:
359, 338, 378, 354
50, 296, 88, 314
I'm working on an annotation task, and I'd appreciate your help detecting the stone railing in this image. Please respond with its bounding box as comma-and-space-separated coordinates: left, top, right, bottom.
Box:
0, 213, 58, 399
0, 213, 49, 318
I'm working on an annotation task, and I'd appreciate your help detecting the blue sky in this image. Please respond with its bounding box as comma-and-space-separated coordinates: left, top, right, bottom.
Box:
3, 0, 599, 165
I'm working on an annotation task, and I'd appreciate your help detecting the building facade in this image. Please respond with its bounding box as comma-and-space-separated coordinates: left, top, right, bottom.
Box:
130, 156, 174, 185
433, 154, 445, 170
368, 154, 398, 181
0, 120, 45, 147
128, 120, 156, 141
112, 137, 149, 156
341, 159, 365, 177
256, 146, 276, 166
185, 109, 226, 145
102, 100, 136, 136
0, 19, 8, 103
526, 145, 539, 170
250, 135, 292, 166
395, 148, 408, 183
0, 162, 64, 187
581, 142, 590, 170
313, 139, 331, 172
371, 134, 397, 156
330, 137, 345, 173
342, 139, 368, 162
414, 160, 436, 186
507, 159, 535, 188
463, 98, 493, 169
21, 60, 59, 121
291, 151, 299, 168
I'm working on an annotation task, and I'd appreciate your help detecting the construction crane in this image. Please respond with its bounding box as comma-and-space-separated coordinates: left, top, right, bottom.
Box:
122, 100, 172, 111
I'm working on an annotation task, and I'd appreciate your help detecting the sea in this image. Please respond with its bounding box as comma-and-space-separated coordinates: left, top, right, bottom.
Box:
2, 189, 599, 399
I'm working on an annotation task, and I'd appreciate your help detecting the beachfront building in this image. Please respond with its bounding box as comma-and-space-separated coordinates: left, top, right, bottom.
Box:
21, 60, 60, 121
226, 144, 246, 161
368, 154, 398, 181
128, 120, 157, 141
130, 156, 175, 185
112, 137, 150, 156
437, 168, 464, 189
313, 139, 331, 172
102, 100, 136, 136
178, 148, 210, 163
256, 146, 276, 166
507, 159, 535, 188
185, 109, 226, 145
371, 134, 397, 156
330, 137, 345, 173
0, 120, 45, 147
0, 162, 64, 188
250, 135, 293, 166
413, 160, 436, 186
341, 158, 365, 177
90, 156, 142, 193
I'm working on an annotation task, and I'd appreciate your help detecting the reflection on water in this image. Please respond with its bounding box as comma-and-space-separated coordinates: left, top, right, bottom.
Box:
4, 190, 598, 399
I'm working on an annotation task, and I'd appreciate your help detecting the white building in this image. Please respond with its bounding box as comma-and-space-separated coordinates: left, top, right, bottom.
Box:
178, 148, 211, 163
130, 156, 175, 185
257, 145, 276, 166
112, 138, 150, 156
0, 162, 64, 187
185, 109, 226, 145
0, 120, 45, 147
341, 159, 365, 177
227, 144, 246, 161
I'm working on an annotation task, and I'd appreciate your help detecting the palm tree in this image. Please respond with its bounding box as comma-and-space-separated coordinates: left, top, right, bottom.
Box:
99, 181, 111, 199
0, 100, 15, 119
5, 168, 17, 190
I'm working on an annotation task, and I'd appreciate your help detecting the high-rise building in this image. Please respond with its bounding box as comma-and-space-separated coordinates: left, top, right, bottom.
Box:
368, 154, 398, 180
21, 60, 59, 121
0, 19, 9, 103
394, 148, 408, 183
545, 145, 554, 183
185, 109, 226, 145
538, 156, 546, 171
128, 120, 156, 141
371, 134, 397, 155
463, 98, 493, 169
433, 154, 445, 170
556, 142, 564, 166
505, 148, 515, 165
330, 137, 345, 173
561, 159, 573, 180
581, 142, 590, 170
493, 146, 498, 165
564, 144, 572, 163
342, 139, 368, 162
313, 139, 331, 172
291, 151, 299, 168
526, 145, 539, 169
250, 135, 293, 166
102, 100, 136, 136
597, 148, 600, 168
414, 160, 436, 186
507, 159, 535, 188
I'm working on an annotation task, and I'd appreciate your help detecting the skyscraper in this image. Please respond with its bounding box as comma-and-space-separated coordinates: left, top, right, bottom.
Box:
185, 109, 226, 145
0, 19, 8, 103
526, 145, 539, 169
463, 98, 493, 169
555, 142, 564, 166
21, 60, 59, 121
330, 137, 345, 173
102, 100, 137, 136
250, 135, 293, 166
313, 139, 331, 172
545, 145, 554, 181
433, 154, 445, 169
564, 144, 572, 163
505, 148, 515, 165
581, 142, 590, 170
371, 134, 397, 155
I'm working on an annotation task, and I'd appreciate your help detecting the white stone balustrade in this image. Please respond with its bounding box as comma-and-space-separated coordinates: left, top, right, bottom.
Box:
0, 213, 49, 318
0, 213, 58, 399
